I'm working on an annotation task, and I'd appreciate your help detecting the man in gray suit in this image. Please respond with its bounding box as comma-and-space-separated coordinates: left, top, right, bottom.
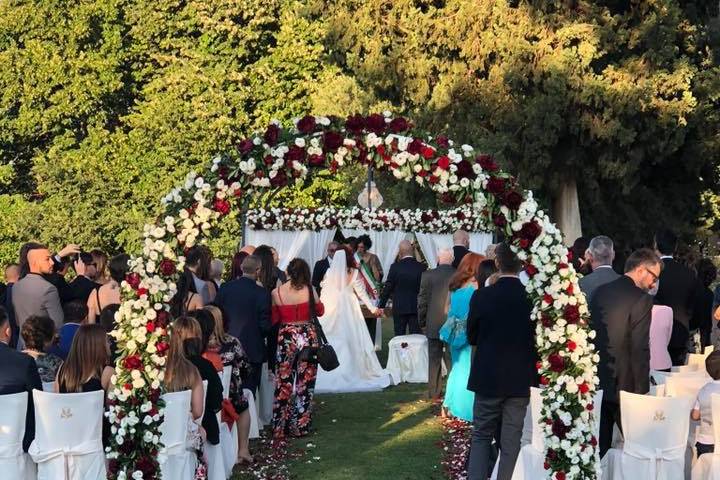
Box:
579, 235, 620, 304
12, 243, 64, 340
418, 248, 455, 399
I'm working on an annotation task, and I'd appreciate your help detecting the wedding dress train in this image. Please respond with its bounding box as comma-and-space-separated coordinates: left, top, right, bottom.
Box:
314, 250, 393, 393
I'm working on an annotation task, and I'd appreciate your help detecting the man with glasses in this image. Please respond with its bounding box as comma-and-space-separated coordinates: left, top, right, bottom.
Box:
312, 241, 339, 295
589, 248, 662, 457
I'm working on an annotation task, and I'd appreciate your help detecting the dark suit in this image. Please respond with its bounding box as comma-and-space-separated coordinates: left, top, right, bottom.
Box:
45, 273, 74, 303
417, 264, 455, 398
466, 277, 536, 480
67, 275, 100, 304
311, 258, 331, 293
0, 342, 42, 451
215, 277, 271, 393
378, 256, 427, 336
452, 245, 469, 269
654, 257, 702, 365
4, 284, 19, 348
578, 265, 620, 305
590, 275, 652, 456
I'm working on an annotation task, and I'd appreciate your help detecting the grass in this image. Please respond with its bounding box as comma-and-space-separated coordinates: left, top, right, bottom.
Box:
233, 321, 444, 479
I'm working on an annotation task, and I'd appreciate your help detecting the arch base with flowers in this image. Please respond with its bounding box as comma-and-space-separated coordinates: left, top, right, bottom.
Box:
108, 113, 600, 480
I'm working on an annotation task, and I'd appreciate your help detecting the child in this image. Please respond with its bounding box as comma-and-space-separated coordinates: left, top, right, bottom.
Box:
692, 351, 720, 456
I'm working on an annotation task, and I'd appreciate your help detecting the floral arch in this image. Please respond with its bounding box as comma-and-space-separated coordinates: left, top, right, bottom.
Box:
108, 113, 599, 480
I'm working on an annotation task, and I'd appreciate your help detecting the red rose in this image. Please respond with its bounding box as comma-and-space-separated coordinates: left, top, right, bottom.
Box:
285, 145, 306, 162
552, 418, 570, 439
566, 340, 577, 351
136, 287, 148, 297
345, 114, 365, 135
492, 213, 507, 227
255, 170, 264, 178
556, 472, 566, 480
477, 154, 498, 171
296, 115, 316, 134
123, 355, 142, 370
218, 166, 229, 180
156, 310, 169, 327
455, 159, 475, 179
526, 264, 538, 277
543, 294, 553, 304
486, 177, 506, 195
548, 353, 565, 372
263, 124, 280, 146
590, 435, 597, 446
125, 272, 141, 289
418, 169, 428, 178
587, 403, 594, 411
436, 156, 450, 170
213, 198, 231, 215
124, 382, 132, 391
540, 376, 549, 385
541, 312, 553, 328
270, 170, 288, 188
406, 138, 424, 155
146, 321, 156, 333
500, 190, 523, 210
519, 221, 542, 242
264, 155, 273, 166
535, 361, 542, 370
365, 113, 386, 134
322, 131, 344, 152
401, 342, 409, 348
564, 304, 580, 324
388, 117, 410, 133
579, 383, 589, 394
436, 135, 450, 149
519, 238, 530, 249
237, 139, 254, 155
156, 341, 169, 356
158, 258, 176, 276
135, 456, 157, 477
566, 284, 574, 295
428, 175, 440, 185
547, 449, 558, 461
421, 145, 435, 159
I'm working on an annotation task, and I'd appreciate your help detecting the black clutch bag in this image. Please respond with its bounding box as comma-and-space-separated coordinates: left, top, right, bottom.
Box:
308, 285, 339, 371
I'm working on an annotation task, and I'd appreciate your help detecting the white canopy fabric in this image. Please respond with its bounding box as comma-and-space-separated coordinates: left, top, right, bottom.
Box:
245, 229, 336, 271
415, 232, 494, 268
340, 229, 408, 280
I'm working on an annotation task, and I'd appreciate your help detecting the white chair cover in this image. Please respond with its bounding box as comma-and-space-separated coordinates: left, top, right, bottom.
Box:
205, 375, 225, 480
706, 346, 715, 355
691, 393, 720, 480
244, 389, 261, 440
673, 364, 700, 373
689, 353, 711, 374
601, 391, 693, 480
0, 392, 34, 480
42, 382, 54, 393
219, 366, 238, 476
385, 334, 428, 384
29, 390, 106, 480
650, 384, 667, 397
665, 374, 711, 450
159, 390, 196, 480
256, 363, 274, 426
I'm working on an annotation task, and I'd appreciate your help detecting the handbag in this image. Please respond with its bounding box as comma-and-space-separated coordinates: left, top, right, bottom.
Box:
439, 315, 467, 349
296, 286, 340, 372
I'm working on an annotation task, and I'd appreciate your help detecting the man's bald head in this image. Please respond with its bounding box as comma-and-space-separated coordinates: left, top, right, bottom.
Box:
4, 264, 19, 284
437, 249, 454, 266
453, 230, 470, 248
398, 240, 414, 257
27, 246, 54, 275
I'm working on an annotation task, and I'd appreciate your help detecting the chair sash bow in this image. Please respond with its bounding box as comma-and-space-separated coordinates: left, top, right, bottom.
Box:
29, 438, 103, 480
623, 440, 685, 479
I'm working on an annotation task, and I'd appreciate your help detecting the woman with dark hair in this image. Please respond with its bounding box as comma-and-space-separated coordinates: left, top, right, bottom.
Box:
475, 259, 498, 288
229, 251, 249, 280
442, 253, 485, 421
696, 257, 717, 349
256, 244, 282, 372
270, 258, 323, 442
87, 253, 129, 323
90, 249, 110, 285
171, 268, 204, 318
21, 315, 63, 382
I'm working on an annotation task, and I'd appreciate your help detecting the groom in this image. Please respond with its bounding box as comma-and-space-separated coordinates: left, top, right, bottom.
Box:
379, 240, 427, 336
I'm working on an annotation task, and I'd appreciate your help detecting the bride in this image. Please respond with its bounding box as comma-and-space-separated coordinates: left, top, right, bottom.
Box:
314, 247, 393, 393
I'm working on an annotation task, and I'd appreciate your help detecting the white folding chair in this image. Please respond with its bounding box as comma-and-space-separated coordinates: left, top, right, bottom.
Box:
385, 334, 429, 384
29, 390, 106, 480
205, 374, 225, 480
256, 363, 274, 426
650, 384, 666, 397
691, 393, 720, 480
601, 391, 693, 480
666, 374, 711, 452
159, 390, 196, 480
673, 364, 700, 373
41, 382, 54, 393
688, 353, 711, 375
0, 392, 34, 480
244, 389, 261, 439
219, 366, 238, 476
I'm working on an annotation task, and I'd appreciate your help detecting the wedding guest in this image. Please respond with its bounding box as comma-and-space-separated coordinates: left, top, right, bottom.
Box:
570, 236, 591, 275
379, 240, 427, 336
230, 251, 250, 280
51, 301, 88, 360
270, 258, 323, 441
256, 245, 282, 371
357, 234, 383, 342
484, 244, 497, 260
650, 305, 673, 371
590, 248, 660, 456
692, 351, 720, 457
452, 230, 470, 269
99, 304, 120, 361
90, 249, 110, 285
418, 248, 455, 400
87, 253, 128, 323
186, 246, 214, 304
204, 305, 253, 463
170, 268, 204, 317
3, 264, 19, 348
21, 315, 63, 383
45, 255, 73, 304
239, 245, 256, 255
696, 258, 717, 349
13, 243, 64, 338
67, 252, 100, 303
215, 255, 271, 395
466, 243, 536, 480
270, 247, 287, 284
311, 241, 338, 294
654, 228, 702, 365
578, 235, 620, 304
210, 259, 224, 290
442, 253, 484, 421
173, 316, 223, 447
0, 306, 42, 452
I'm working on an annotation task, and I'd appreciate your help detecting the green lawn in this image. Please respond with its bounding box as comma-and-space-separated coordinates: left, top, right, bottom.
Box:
233, 321, 444, 479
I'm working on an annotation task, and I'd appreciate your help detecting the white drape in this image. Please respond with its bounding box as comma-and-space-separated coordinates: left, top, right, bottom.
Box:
245, 229, 336, 271
415, 232, 494, 267
341, 229, 408, 280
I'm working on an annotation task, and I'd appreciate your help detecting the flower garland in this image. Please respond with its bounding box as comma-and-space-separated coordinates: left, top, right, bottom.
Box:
247, 206, 489, 233
110, 112, 599, 480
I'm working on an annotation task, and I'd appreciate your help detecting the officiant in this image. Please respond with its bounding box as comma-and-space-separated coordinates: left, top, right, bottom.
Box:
356, 234, 383, 342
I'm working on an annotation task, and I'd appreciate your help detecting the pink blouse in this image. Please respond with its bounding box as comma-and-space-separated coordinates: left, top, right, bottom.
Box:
650, 305, 673, 371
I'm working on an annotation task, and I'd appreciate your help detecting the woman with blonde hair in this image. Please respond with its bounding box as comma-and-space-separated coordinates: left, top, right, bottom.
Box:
204, 305, 253, 463
90, 249, 110, 285
164, 317, 204, 420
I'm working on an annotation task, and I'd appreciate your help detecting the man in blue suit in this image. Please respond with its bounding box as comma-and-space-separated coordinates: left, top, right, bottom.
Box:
215, 255, 271, 394
0, 305, 42, 451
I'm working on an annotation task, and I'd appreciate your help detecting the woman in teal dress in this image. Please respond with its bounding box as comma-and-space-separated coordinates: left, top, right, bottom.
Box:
441, 255, 497, 422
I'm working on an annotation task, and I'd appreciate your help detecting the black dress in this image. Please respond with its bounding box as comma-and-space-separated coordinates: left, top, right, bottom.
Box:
190, 355, 223, 445
58, 374, 110, 447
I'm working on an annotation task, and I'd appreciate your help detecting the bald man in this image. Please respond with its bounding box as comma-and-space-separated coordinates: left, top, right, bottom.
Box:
452, 230, 470, 269
378, 240, 427, 336
418, 248, 455, 398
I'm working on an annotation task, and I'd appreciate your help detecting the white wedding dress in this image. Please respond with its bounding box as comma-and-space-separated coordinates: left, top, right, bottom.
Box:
315, 250, 393, 393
